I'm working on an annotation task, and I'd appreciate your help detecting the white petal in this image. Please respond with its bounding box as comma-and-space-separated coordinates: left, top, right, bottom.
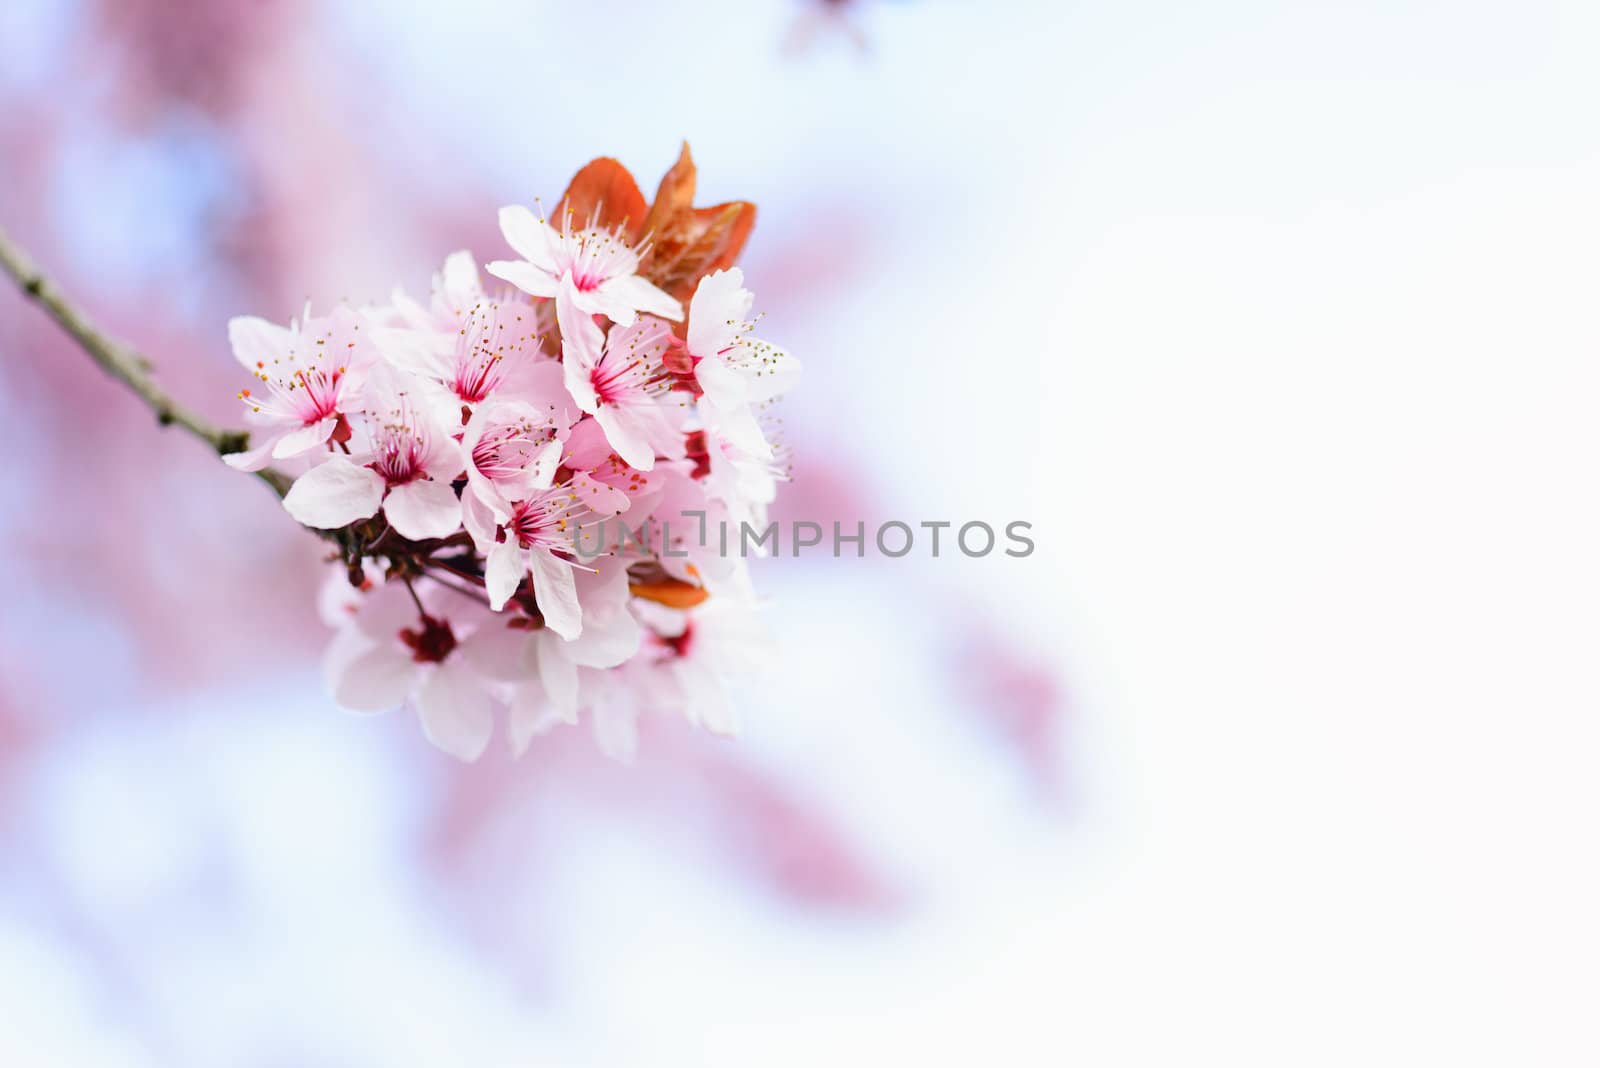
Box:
383, 479, 462, 540
508, 680, 571, 757
676, 658, 737, 736
686, 268, 750, 357
695, 355, 749, 411
373, 326, 451, 379
228, 315, 293, 372
702, 397, 773, 460
562, 340, 600, 414
461, 487, 507, 553
535, 634, 579, 718
594, 405, 654, 471
438, 250, 483, 307
529, 549, 581, 639
602, 273, 683, 322
221, 434, 279, 472
497, 205, 559, 272
460, 621, 535, 681
270, 417, 336, 459
743, 338, 801, 402
486, 259, 558, 299
283, 458, 385, 530
416, 660, 493, 762
484, 539, 526, 610
566, 609, 640, 669
324, 629, 416, 713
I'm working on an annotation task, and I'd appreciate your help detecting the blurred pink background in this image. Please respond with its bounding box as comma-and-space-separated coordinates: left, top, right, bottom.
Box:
7, 1, 1600, 1064
0, 2, 1068, 1063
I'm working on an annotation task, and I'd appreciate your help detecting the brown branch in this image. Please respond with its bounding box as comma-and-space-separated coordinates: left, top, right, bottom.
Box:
0, 222, 292, 498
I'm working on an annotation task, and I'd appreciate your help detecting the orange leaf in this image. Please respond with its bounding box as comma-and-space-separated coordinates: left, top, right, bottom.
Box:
557, 157, 647, 235
645, 200, 758, 301
641, 141, 698, 242
629, 578, 711, 610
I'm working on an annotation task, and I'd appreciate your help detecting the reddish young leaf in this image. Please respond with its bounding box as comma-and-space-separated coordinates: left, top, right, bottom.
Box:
632, 142, 759, 300
646, 201, 759, 301
641, 141, 699, 241
556, 157, 648, 235
629, 577, 711, 609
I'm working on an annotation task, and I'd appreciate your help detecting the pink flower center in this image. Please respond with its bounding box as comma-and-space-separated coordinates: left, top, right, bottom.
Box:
291, 367, 345, 423
505, 491, 580, 551
472, 420, 553, 482
399, 615, 457, 664
371, 429, 428, 486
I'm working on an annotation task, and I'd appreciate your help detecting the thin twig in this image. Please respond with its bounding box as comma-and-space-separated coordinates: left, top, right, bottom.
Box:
0, 223, 292, 498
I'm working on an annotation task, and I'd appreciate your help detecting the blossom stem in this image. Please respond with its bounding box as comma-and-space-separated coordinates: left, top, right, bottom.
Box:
0, 223, 293, 498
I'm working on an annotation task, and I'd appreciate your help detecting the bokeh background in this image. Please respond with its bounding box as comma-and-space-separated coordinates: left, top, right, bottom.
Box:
1, 1, 1596, 1064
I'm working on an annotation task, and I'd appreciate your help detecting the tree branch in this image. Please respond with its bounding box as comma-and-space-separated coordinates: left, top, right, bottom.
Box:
0, 223, 292, 497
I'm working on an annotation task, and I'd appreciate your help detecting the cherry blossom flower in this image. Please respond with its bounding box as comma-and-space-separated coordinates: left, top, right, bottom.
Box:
559, 414, 667, 519
697, 421, 787, 535
558, 300, 689, 471
684, 268, 800, 458
282, 375, 465, 539
462, 485, 585, 636
323, 581, 502, 761
376, 288, 553, 419
223, 304, 375, 471
459, 379, 575, 520
486, 204, 681, 327
463, 557, 642, 755
210, 153, 800, 761
631, 585, 777, 737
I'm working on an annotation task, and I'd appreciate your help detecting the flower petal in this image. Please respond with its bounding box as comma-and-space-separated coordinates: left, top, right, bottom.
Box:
437, 250, 482, 308
228, 315, 294, 372
270, 416, 337, 459
383, 479, 462, 541
508, 679, 571, 757
283, 458, 385, 530
460, 621, 534, 681
497, 205, 558, 272
601, 272, 683, 322
686, 268, 751, 358
221, 433, 279, 472
324, 628, 416, 713
529, 549, 581, 639
484, 539, 526, 611
486, 258, 558, 299
416, 660, 493, 762
535, 634, 580, 718
594, 404, 654, 471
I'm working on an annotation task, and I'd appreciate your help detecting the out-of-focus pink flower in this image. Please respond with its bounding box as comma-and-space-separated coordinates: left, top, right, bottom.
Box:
324, 581, 502, 761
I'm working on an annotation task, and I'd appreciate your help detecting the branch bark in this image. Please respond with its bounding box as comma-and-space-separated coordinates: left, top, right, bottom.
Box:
0, 223, 292, 497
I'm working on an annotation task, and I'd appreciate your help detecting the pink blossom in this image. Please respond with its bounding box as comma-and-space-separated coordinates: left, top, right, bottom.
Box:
460, 378, 576, 520
282, 376, 465, 540
376, 257, 556, 418
323, 581, 502, 761
462, 485, 584, 636
486, 204, 681, 327
685, 268, 800, 458
557, 299, 690, 471
223, 305, 375, 471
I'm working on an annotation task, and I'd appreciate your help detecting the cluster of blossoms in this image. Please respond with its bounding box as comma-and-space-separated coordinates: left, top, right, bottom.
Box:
222, 150, 797, 761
